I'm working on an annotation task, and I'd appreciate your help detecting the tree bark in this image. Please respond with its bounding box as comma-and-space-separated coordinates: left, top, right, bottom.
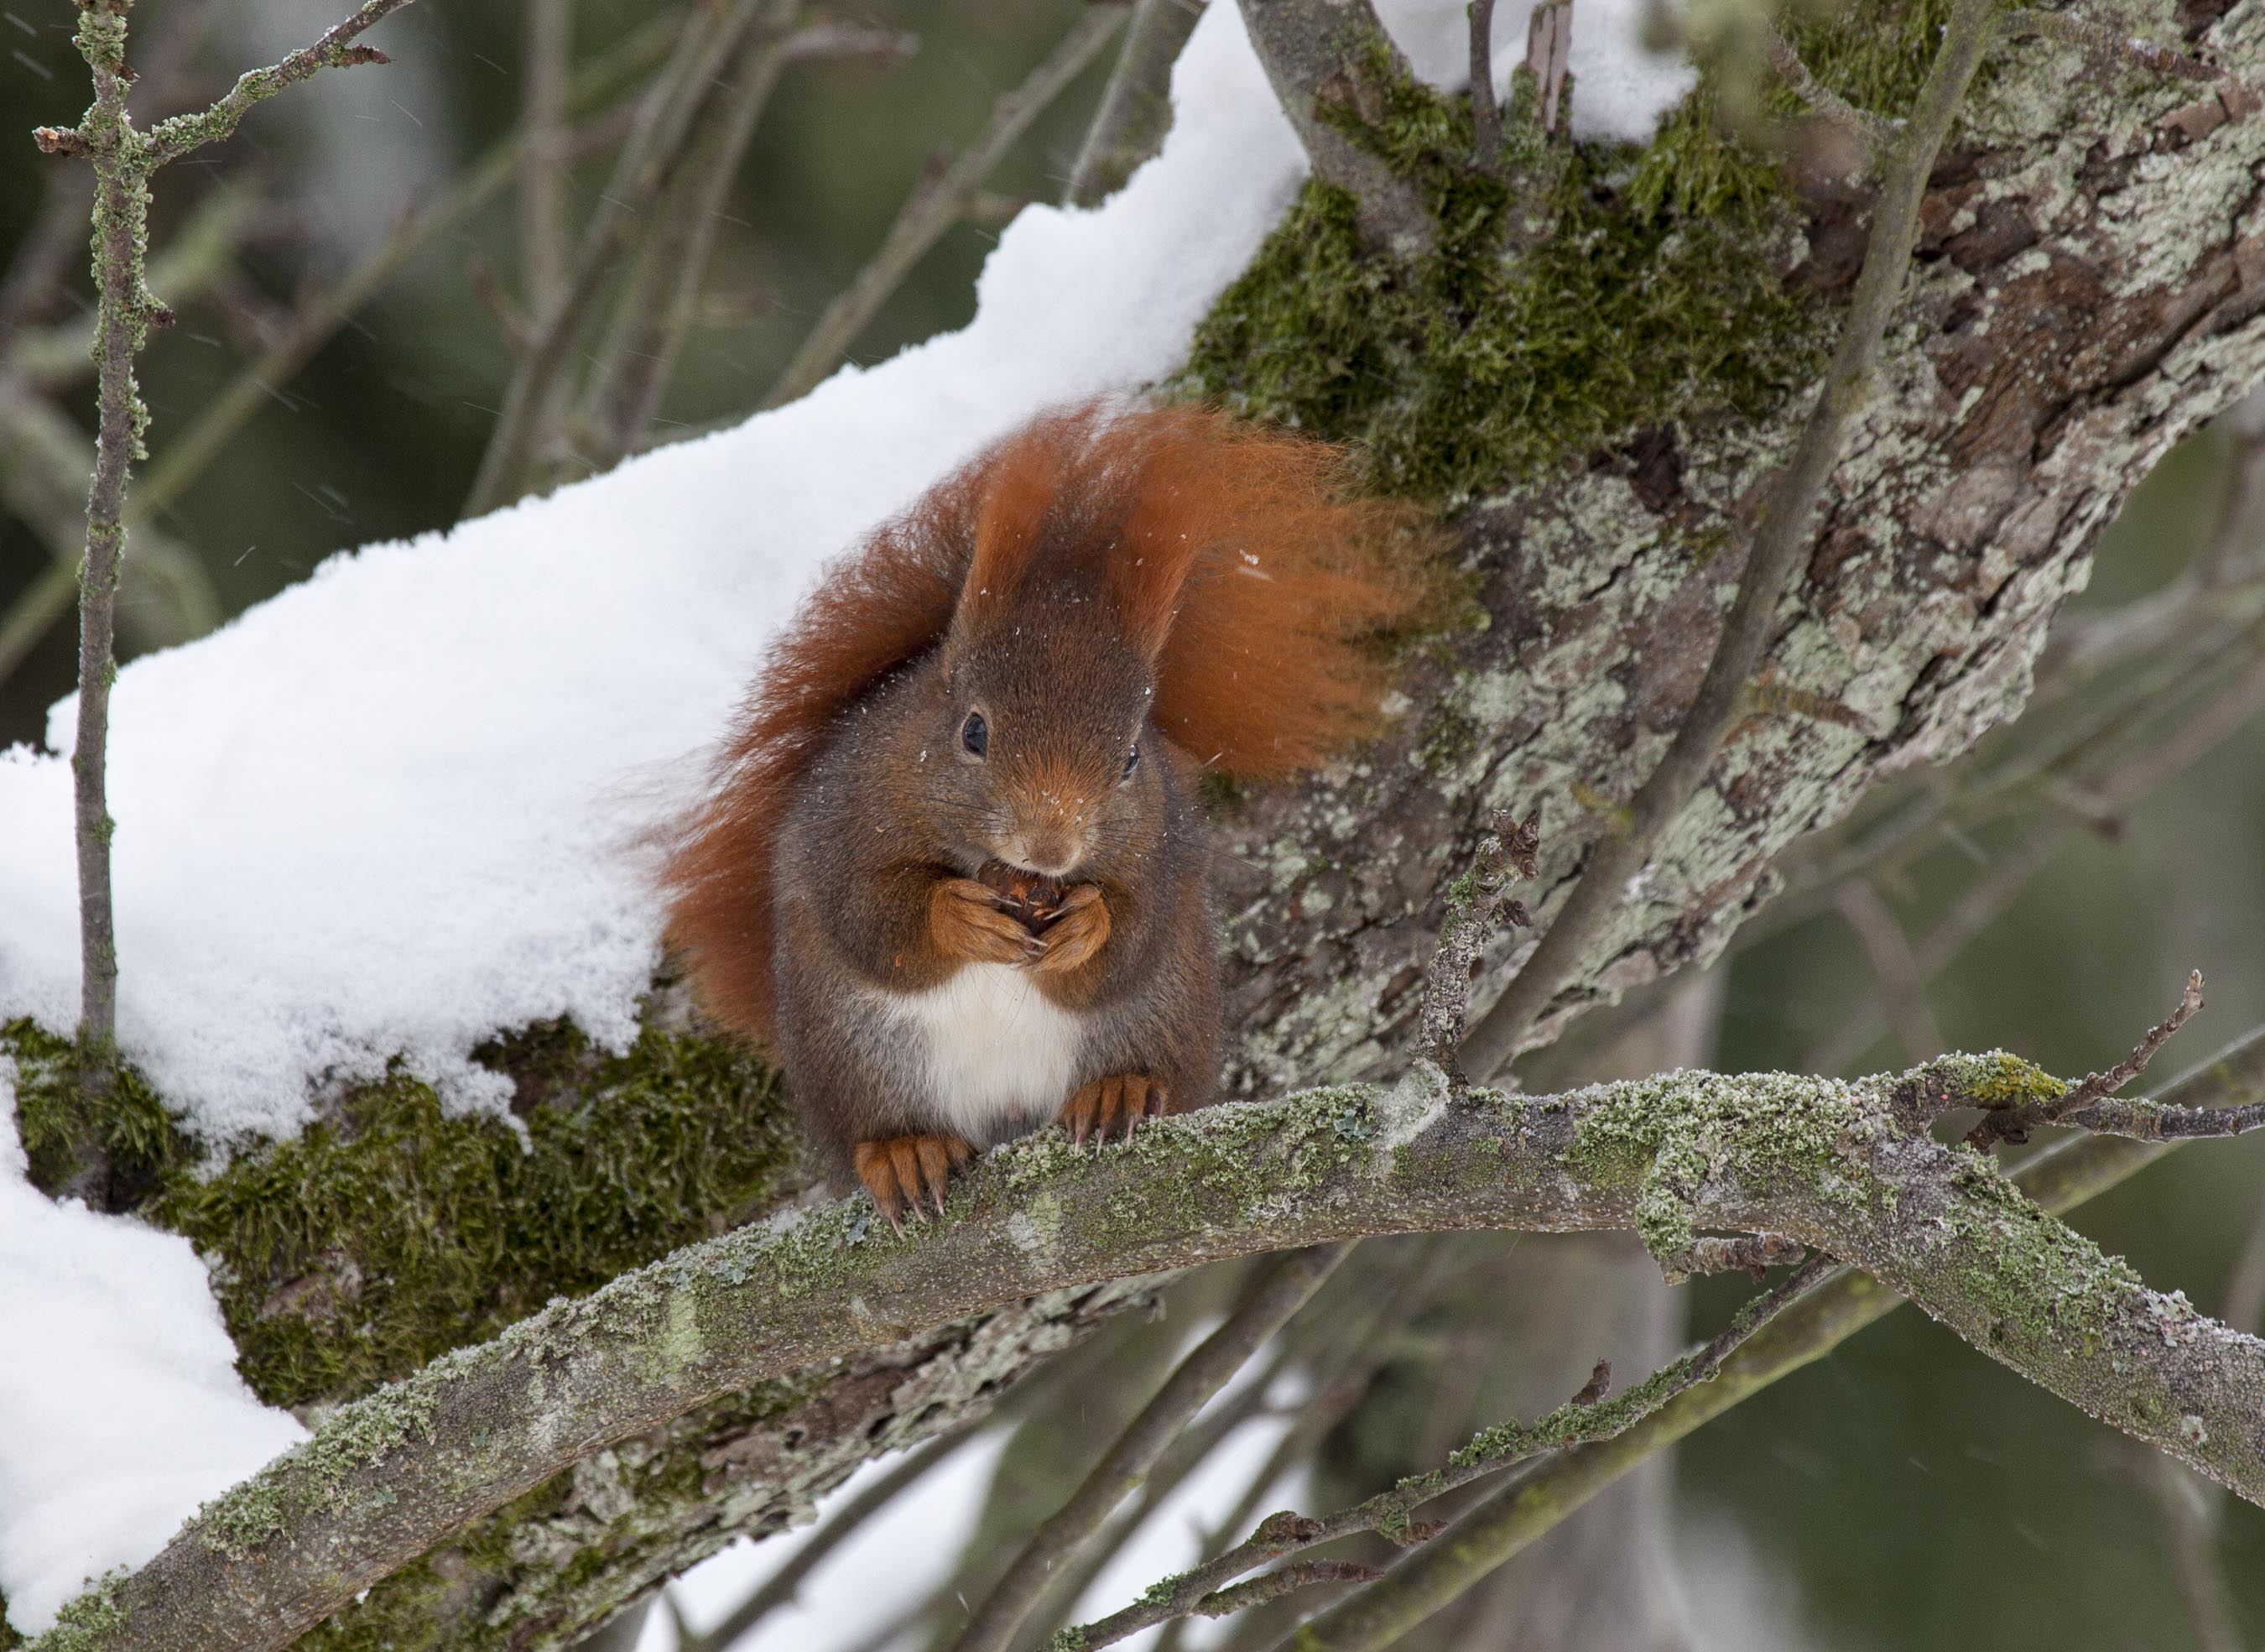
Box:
25, 0, 2265, 1644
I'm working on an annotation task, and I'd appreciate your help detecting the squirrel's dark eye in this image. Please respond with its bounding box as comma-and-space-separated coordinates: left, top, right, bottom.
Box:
1122, 743, 1141, 780
961, 711, 988, 758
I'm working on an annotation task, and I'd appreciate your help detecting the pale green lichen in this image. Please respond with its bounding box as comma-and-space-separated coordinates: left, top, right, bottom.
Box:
22, 1571, 126, 1652
1562, 1069, 1870, 1263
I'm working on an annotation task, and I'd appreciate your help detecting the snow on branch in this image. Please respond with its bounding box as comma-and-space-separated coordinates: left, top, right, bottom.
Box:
35, 1037, 2265, 1652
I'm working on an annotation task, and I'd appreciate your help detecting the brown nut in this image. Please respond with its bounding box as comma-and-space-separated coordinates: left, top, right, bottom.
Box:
975, 859, 1065, 930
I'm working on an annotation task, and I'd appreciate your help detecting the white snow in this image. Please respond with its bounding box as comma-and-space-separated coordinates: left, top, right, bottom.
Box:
0, 0, 1690, 1146
0, 1, 1688, 1633
0, 1061, 310, 1636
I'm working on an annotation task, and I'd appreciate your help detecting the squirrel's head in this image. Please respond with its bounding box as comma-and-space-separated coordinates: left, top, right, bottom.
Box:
930, 586, 1166, 879
923, 435, 1192, 878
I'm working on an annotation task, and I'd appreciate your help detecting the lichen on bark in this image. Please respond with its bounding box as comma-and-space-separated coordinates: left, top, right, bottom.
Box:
15, 0, 2265, 1638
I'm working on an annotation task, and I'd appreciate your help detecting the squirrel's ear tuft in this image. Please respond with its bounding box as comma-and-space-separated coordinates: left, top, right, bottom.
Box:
951, 414, 1080, 650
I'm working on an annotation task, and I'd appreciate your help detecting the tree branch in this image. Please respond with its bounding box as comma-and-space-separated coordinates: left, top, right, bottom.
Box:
1066, 0, 1205, 207
1459, 0, 2002, 1079
760, 8, 1127, 411
1067, 1253, 1830, 1649
944, 1245, 1346, 1652
39, 1024, 2265, 1652
142, 0, 417, 164
1234, 0, 1437, 253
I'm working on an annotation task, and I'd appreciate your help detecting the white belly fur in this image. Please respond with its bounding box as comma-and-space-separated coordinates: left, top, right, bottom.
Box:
881, 963, 1088, 1142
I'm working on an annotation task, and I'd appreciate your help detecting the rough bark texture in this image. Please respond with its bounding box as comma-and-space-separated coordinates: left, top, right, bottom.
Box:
39, 1050, 2265, 1652
13, 0, 2265, 1643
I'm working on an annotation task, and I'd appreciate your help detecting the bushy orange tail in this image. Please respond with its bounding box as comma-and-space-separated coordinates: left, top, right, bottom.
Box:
663, 403, 1434, 1042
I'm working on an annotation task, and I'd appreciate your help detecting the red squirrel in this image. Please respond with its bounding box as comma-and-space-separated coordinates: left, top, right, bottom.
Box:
664, 404, 1424, 1225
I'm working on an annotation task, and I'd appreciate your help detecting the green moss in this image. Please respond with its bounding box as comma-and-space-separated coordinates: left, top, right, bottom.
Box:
148, 1021, 790, 1407
4, 1017, 195, 1203
1180, 61, 1825, 504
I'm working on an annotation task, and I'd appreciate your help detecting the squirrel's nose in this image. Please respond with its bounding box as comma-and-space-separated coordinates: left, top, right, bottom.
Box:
1020, 831, 1081, 877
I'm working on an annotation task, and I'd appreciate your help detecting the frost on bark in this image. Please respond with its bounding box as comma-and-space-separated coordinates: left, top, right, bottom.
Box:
21, 0, 2265, 1643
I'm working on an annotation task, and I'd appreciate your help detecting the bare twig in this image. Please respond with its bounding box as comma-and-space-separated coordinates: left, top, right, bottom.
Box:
675, 1425, 982, 1652
1195, 1561, 1384, 1621
1967, 970, 2206, 1147
1468, 0, 1502, 166
1831, 882, 1943, 1063
1763, 21, 1900, 156
521, 0, 573, 318
32, 0, 410, 1095
1070, 1257, 1831, 1650
134, 17, 672, 522
944, 1244, 1347, 1652
464, 0, 777, 513
1460, 0, 2002, 1081
143, 0, 417, 164
1414, 807, 1541, 1086
581, 1, 804, 471
1067, 0, 1205, 206
763, 8, 1127, 410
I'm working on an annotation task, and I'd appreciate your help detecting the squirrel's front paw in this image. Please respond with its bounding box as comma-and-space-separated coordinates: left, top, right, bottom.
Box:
1059, 1073, 1169, 1146
852, 1133, 974, 1229
1030, 884, 1111, 974
930, 877, 1047, 966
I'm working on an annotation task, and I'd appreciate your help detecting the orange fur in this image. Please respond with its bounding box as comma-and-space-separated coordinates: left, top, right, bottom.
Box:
662, 403, 1432, 1041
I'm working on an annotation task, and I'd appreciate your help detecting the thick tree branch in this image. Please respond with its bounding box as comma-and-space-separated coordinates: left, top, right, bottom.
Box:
1461, 0, 2002, 1078
39, 1029, 2265, 1652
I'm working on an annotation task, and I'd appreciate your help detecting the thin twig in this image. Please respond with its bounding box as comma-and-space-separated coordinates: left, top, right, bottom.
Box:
1831, 881, 1943, 1063
464, 0, 777, 514
143, 0, 416, 164
945, 1244, 1347, 1652
1468, 0, 1502, 167
1194, 1561, 1384, 1621
1068, 1256, 1830, 1651
520, 0, 573, 319
763, 7, 1127, 410
1066, 0, 1205, 206
1460, 0, 2003, 1081
1763, 21, 1901, 156
1967, 971, 2206, 1148
133, 18, 671, 522
581, 0, 820, 473
678, 1425, 982, 1652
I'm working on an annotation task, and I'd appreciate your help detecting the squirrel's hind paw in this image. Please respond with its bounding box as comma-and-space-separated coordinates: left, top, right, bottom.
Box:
852, 1133, 975, 1229
1060, 1074, 1169, 1147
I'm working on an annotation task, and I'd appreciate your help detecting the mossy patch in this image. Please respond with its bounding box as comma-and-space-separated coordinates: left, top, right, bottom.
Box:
4, 1017, 195, 1205
2, 1015, 792, 1411
1180, 72, 1826, 504
153, 1021, 792, 1406
1178, 0, 1972, 506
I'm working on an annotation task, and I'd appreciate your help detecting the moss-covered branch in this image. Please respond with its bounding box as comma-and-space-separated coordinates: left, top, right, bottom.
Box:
37, 1037, 2265, 1652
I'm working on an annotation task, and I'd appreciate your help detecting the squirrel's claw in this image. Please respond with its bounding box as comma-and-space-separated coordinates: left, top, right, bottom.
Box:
854, 1133, 975, 1228
1060, 1074, 1169, 1148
